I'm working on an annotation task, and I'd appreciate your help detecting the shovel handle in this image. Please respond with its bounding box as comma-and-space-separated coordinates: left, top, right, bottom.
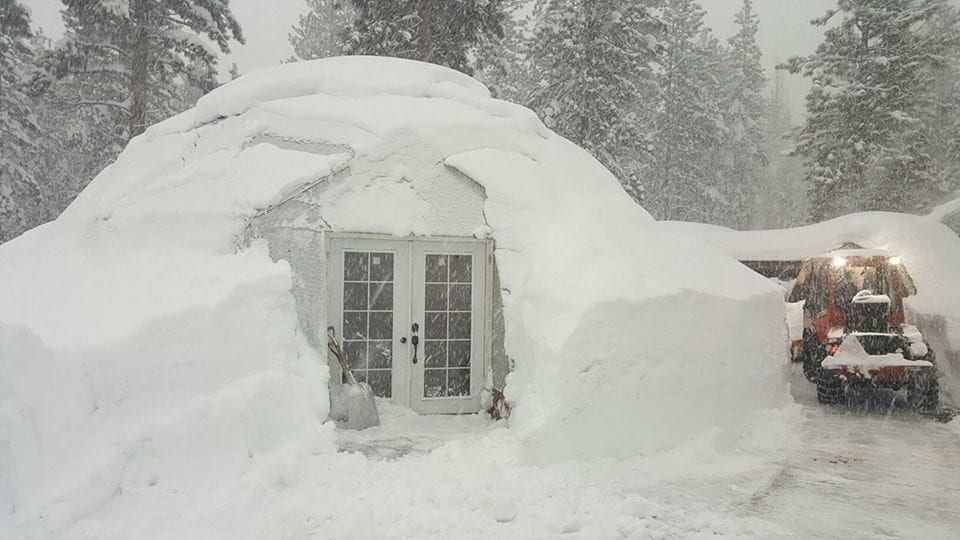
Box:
327, 326, 358, 386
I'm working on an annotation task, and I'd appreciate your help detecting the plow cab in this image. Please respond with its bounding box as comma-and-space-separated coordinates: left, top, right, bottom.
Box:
787, 245, 939, 411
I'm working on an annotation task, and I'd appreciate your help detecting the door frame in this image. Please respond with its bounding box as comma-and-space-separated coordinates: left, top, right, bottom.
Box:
326, 232, 493, 413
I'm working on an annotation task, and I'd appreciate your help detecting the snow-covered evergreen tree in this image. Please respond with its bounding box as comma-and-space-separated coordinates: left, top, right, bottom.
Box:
53, 0, 244, 138
28, 1, 243, 222
343, 0, 506, 74
783, 0, 959, 220
755, 69, 807, 228
721, 0, 766, 227
921, 5, 960, 204
644, 0, 725, 222
0, 0, 44, 243
473, 0, 529, 102
289, 0, 353, 61
525, 0, 662, 204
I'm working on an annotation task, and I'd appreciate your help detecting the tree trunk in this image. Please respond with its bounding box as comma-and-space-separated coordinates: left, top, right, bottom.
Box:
128, 2, 150, 138
417, 0, 432, 62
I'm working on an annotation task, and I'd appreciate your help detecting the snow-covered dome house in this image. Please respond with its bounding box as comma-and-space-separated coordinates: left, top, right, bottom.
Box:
0, 57, 793, 532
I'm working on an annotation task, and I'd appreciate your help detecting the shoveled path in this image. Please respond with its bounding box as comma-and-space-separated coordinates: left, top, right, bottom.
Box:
742, 368, 960, 539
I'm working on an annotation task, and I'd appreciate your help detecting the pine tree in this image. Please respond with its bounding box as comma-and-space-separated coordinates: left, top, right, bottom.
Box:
755, 69, 807, 228
27, 1, 243, 222
54, 0, 244, 138
0, 0, 44, 242
645, 0, 725, 222
721, 0, 766, 227
289, 0, 353, 61
921, 5, 960, 204
782, 0, 960, 220
525, 0, 662, 204
343, 0, 506, 74
473, 0, 529, 101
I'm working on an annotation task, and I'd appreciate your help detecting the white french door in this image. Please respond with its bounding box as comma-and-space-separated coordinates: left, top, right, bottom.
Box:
328, 236, 487, 414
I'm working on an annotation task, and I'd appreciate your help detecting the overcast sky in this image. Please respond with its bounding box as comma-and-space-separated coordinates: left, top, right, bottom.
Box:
22, 0, 841, 118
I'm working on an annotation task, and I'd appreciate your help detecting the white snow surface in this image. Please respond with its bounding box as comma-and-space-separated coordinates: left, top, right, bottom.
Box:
1, 57, 796, 537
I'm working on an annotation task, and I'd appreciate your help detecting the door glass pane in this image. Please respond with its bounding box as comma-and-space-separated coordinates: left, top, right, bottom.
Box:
368, 311, 393, 340
343, 311, 367, 340
344, 282, 368, 311
425, 312, 447, 339
369, 282, 393, 310
449, 255, 472, 283
448, 341, 471, 367
344, 252, 369, 281
424, 341, 447, 368
426, 255, 448, 283
425, 284, 447, 311
448, 369, 470, 397
449, 313, 471, 339
421, 252, 474, 399
366, 370, 391, 398
448, 284, 471, 311
343, 341, 366, 371
368, 341, 392, 368
369, 253, 394, 281
424, 369, 447, 398
342, 251, 394, 398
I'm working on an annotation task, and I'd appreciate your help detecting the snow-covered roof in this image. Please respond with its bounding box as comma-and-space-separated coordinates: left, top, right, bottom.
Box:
815, 247, 893, 259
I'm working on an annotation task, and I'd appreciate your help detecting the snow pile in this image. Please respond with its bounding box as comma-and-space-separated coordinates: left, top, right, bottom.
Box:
445, 148, 793, 461
0, 127, 345, 535
1, 57, 795, 535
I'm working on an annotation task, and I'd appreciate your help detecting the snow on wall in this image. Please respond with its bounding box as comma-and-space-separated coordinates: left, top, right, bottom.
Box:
0, 57, 795, 534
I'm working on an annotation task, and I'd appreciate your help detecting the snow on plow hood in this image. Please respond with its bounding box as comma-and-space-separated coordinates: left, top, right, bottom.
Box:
0, 57, 792, 533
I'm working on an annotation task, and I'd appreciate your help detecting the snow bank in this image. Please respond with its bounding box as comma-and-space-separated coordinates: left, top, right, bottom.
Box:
0, 57, 795, 535
0, 132, 343, 535
446, 148, 793, 460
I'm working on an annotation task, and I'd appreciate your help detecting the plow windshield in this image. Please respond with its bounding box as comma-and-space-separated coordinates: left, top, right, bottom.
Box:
836, 265, 897, 306
788, 257, 917, 316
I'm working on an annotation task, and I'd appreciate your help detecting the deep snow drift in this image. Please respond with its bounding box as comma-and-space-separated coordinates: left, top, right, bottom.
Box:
0, 57, 794, 537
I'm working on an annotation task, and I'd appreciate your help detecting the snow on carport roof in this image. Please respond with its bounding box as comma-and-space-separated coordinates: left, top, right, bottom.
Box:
661, 213, 941, 262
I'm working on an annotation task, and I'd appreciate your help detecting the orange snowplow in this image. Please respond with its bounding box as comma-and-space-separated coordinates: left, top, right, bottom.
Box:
786, 245, 938, 411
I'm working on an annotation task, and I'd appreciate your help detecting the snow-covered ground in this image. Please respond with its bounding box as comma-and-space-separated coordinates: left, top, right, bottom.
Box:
29, 376, 956, 539
743, 368, 960, 539
30, 397, 799, 539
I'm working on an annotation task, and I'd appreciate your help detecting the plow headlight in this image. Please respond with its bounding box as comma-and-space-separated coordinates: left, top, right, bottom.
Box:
889, 256, 902, 265
832, 256, 847, 268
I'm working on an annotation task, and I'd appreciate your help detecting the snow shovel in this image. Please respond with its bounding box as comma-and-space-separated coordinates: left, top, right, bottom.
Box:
327, 326, 380, 430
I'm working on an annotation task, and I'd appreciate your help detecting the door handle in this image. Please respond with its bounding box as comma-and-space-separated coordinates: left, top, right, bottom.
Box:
411, 323, 420, 364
